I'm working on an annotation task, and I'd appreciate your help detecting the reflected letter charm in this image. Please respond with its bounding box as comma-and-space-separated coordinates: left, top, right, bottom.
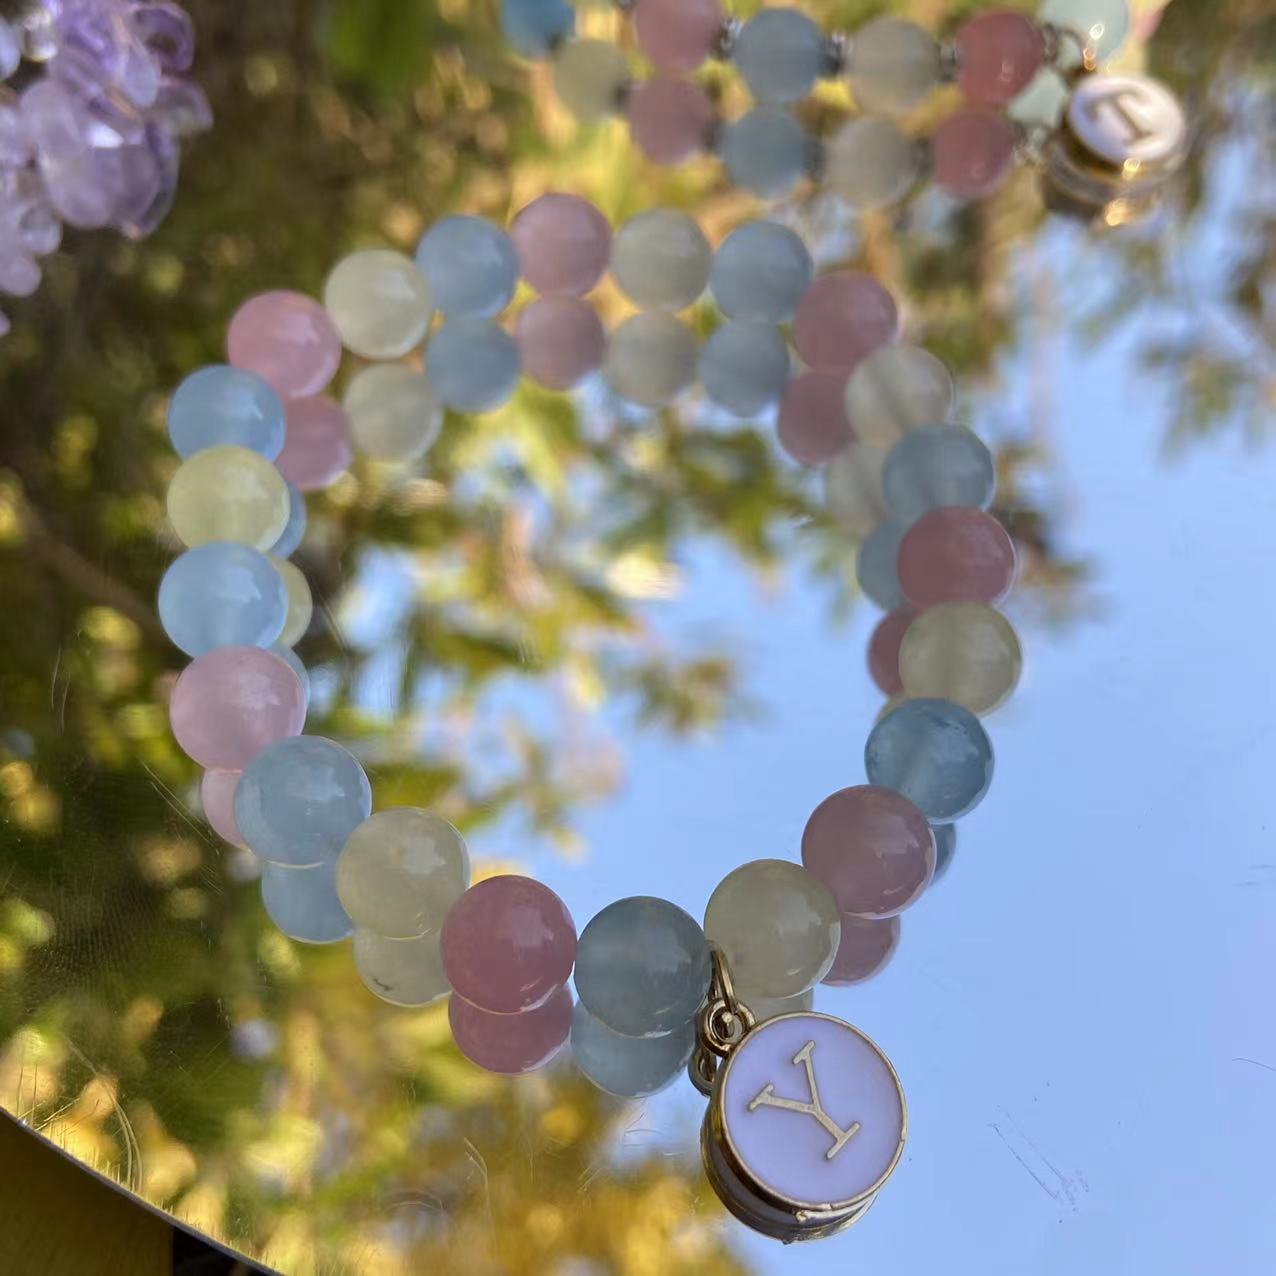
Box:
748, 1041, 862, 1160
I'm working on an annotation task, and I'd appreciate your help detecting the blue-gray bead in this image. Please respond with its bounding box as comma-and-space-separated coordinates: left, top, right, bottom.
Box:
722, 108, 811, 199
710, 220, 813, 323
269, 482, 307, 558
699, 321, 791, 417
168, 364, 285, 460
865, 698, 993, 824
415, 216, 519, 318
883, 426, 995, 522
235, 736, 372, 866
502, 0, 573, 58
932, 822, 957, 882
734, 10, 827, 105
426, 317, 520, 413
574, 896, 711, 1038
271, 644, 310, 706
856, 518, 908, 610
158, 542, 288, 657
570, 1001, 696, 1098
261, 860, 353, 945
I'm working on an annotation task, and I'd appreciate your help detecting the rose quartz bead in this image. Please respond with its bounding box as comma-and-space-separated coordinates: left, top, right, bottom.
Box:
169, 646, 306, 770
868, 606, 916, 696
449, 985, 573, 1075
440, 874, 577, 1014
932, 108, 1017, 200
511, 194, 611, 297
634, 0, 724, 72
778, 372, 853, 466
823, 914, 900, 986
955, 11, 1045, 106
627, 76, 715, 166
897, 506, 1016, 607
200, 768, 243, 845
515, 296, 606, 390
227, 291, 342, 400
275, 395, 354, 491
802, 785, 936, 919
792, 272, 900, 373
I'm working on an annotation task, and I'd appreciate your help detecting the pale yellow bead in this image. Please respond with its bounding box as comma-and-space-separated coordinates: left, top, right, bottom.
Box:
610, 209, 711, 311
353, 928, 450, 1007
823, 440, 888, 537
825, 116, 922, 212
323, 249, 433, 359
604, 312, 697, 407
845, 344, 955, 449
552, 38, 630, 125
746, 987, 814, 1024
336, 807, 470, 938
166, 444, 290, 551
846, 17, 941, 116
343, 363, 442, 462
270, 556, 313, 647
704, 859, 840, 999
898, 602, 1022, 716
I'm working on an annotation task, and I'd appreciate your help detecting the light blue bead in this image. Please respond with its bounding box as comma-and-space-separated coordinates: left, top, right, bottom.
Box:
235, 736, 372, 866
882, 426, 995, 522
269, 482, 307, 558
571, 1001, 696, 1098
271, 644, 311, 707
865, 698, 994, 824
1039, 0, 1129, 62
426, 317, 520, 413
415, 216, 519, 318
734, 10, 827, 105
699, 321, 791, 417
723, 108, 812, 199
167, 364, 285, 460
932, 822, 957, 882
710, 220, 812, 322
574, 896, 711, 1038
502, 0, 573, 58
158, 542, 288, 657
261, 860, 353, 945
856, 518, 908, 610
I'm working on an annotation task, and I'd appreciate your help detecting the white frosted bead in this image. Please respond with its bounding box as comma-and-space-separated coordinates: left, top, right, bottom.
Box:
552, 38, 629, 124
611, 209, 711, 311
845, 345, 955, 448
343, 363, 443, 461
846, 17, 942, 115
270, 556, 313, 647
604, 312, 697, 408
354, 928, 451, 1006
823, 441, 888, 537
699, 321, 791, 417
323, 250, 433, 359
825, 116, 922, 211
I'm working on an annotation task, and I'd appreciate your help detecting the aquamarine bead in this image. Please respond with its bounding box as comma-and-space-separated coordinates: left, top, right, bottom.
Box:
699, 321, 791, 417
574, 896, 711, 1038
722, 108, 811, 199
571, 1002, 696, 1098
158, 542, 288, 657
933, 822, 957, 882
269, 482, 307, 558
235, 736, 372, 866
882, 426, 996, 522
734, 10, 827, 105
865, 698, 994, 824
856, 518, 908, 611
261, 860, 353, 945
168, 364, 285, 460
1038, 0, 1129, 62
271, 644, 310, 706
425, 317, 520, 413
415, 216, 519, 318
710, 221, 812, 323
502, 0, 573, 58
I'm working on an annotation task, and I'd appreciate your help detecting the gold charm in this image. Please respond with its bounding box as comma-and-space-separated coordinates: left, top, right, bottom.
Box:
692, 950, 906, 1243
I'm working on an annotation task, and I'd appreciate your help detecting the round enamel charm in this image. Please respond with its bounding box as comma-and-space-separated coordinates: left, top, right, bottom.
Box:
701, 1012, 905, 1242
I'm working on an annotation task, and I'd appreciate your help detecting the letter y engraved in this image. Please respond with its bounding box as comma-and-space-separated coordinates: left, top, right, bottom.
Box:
747, 1040, 860, 1160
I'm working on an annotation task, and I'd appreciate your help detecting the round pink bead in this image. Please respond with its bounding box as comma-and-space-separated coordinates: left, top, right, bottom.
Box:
868, 606, 915, 697
955, 11, 1045, 106
169, 646, 306, 770
440, 874, 577, 1014
511, 194, 611, 297
227, 291, 342, 399
449, 985, 573, 1075
897, 506, 1016, 607
932, 108, 1017, 200
633, 0, 724, 72
778, 372, 853, 465
200, 769, 243, 845
823, 914, 900, 986
275, 394, 354, 491
627, 76, 715, 166
515, 296, 606, 390
792, 272, 899, 373
802, 785, 936, 919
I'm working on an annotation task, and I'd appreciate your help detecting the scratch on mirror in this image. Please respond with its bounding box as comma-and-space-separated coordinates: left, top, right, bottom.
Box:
50, 645, 70, 730
988, 1108, 1086, 1212
1233, 1057, 1276, 1075
141, 762, 216, 849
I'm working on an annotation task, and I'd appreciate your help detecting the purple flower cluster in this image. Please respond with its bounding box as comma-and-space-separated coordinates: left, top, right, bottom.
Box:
0, 1, 210, 334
